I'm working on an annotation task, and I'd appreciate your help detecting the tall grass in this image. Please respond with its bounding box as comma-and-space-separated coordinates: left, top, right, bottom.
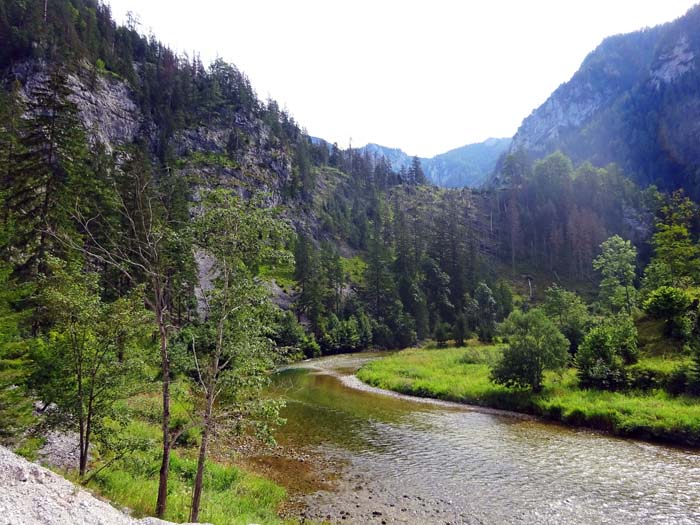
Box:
93, 451, 285, 525
357, 346, 700, 446
83, 382, 287, 525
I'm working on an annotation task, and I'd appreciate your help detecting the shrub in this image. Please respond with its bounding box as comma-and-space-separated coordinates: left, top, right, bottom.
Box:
576, 316, 638, 391
491, 309, 569, 392
643, 286, 691, 337
434, 322, 450, 348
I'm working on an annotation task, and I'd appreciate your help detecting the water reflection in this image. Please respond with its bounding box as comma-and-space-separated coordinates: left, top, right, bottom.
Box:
271, 354, 700, 524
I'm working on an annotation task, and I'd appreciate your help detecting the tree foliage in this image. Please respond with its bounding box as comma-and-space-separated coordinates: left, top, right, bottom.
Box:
593, 235, 637, 314
186, 189, 291, 521
576, 316, 638, 391
32, 256, 150, 477
643, 286, 691, 337
543, 285, 590, 354
491, 309, 569, 392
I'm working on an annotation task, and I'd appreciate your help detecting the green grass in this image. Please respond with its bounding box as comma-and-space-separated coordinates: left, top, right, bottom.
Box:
637, 317, 683, 356
259, 260, 296, 290
14, 436, 46, 461
183, 151, 240, 170
92, 450, 285, 525
357, 345, 700, 447
82, 381, 288, 525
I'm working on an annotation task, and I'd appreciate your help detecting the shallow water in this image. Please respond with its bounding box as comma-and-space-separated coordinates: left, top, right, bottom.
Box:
269, 353, 700, 524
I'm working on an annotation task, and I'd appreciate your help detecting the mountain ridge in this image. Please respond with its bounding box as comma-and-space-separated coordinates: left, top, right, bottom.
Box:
504, 4, 700, 196
360, 137, 511, 188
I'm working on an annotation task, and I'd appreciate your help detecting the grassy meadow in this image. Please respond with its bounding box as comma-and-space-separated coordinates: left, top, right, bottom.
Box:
357, 343, 700, 447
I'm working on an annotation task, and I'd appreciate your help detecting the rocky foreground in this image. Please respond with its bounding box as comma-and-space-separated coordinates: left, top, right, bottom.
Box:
0, 446, 195, 525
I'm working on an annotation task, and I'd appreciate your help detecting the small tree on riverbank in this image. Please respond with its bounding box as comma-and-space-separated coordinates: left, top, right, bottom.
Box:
33, 257, 150, 477
57, 148, 194, 517
576, 316, 638, 391
491, 309, 569, 392
593, 235, 637, 315
187, 190, 291, 522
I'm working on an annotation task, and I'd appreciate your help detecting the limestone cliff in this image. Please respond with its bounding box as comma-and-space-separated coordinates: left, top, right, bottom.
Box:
508, 5, 700, 195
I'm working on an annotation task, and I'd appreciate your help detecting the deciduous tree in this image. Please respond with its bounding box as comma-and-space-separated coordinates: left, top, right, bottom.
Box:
491, 309, 568, 392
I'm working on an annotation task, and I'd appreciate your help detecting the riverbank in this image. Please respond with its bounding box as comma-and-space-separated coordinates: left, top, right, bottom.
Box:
15, 385, 290, 525
356, 345, 700, 447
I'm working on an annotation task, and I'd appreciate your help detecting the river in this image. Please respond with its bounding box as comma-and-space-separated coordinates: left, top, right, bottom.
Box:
258, 353, 700, 524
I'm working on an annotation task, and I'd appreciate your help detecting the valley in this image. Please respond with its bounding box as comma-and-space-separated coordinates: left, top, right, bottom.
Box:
2, 1, 700, 524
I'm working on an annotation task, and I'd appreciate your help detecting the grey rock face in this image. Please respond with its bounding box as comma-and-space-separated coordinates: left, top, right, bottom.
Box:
0, 446, 207, 525
18, 63, 141, 151
506, 5, 700, 191
67, 73, 140, 150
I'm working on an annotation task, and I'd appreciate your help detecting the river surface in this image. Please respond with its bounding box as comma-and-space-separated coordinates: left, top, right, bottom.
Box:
263, 353, 700, 524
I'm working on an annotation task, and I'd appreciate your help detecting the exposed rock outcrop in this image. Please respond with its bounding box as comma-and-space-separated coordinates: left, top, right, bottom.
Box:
506, 5, 700, 194
0, 446, 205, 525
14, 61, 142, 151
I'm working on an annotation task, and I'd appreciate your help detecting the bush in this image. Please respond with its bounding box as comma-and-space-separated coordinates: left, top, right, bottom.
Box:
543, 284, 591, 355
643, 286, 691, 337
576, 316, 638, 391
491, 309, 568, 392
300, 334, 320, 358
667, 366, 691, 396
434, 322, 450, 348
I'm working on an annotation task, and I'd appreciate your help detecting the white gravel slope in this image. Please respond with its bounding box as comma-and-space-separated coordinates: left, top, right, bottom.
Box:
0, 446, 181, 525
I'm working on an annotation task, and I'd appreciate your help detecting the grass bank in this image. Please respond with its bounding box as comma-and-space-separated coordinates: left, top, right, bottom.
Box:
356, 345, 700, 447
78, 386, 288, 525
88, 425, 285, 525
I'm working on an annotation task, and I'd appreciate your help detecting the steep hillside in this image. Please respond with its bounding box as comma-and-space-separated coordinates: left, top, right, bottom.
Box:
508, 5, 700, 196
424, 138, 511, 187
360, 138, 511, 188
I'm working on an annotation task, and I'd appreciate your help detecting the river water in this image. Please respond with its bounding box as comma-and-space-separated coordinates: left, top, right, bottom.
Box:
265, 353, 700, 524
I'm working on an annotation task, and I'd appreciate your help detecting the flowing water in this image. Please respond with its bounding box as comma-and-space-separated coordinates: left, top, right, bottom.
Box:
265, 353, 700, 524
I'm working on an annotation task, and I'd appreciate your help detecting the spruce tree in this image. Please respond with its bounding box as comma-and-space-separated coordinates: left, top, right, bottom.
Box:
8, 69, 90, 276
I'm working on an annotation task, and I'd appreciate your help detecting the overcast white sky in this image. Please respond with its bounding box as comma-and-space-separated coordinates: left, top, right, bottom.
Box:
106, 0, 698, 157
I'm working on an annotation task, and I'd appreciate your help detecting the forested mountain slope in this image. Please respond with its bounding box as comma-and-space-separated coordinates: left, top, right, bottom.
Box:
0, 0, 658, 356
361, 137, 511, 188
507, 5, 700, 197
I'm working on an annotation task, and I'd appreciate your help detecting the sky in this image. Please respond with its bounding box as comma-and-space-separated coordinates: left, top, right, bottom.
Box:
106, 1, 698, 157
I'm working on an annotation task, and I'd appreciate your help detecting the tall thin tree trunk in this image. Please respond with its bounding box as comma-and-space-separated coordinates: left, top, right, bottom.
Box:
155, 308, 171, 519
78, 417, 86, 477
190, 385, 215, 522
80, 424, 89, 477
81, 389, 95, 479
191, 294, 225, 522
76, 338, 87, 478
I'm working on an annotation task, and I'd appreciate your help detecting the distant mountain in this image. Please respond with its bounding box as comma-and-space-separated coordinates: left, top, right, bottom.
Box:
361, 143, 414, 171
360, 138, 511, 188
424, 138, 512, 188
506, 5, 700, 196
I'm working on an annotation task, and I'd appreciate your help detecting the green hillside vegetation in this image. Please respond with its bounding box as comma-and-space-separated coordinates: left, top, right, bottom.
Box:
359, 192, 700, 446
2, 1, 700, 523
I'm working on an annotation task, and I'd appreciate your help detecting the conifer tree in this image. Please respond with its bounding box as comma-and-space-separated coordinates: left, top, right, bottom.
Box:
8, 69, 90, 276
